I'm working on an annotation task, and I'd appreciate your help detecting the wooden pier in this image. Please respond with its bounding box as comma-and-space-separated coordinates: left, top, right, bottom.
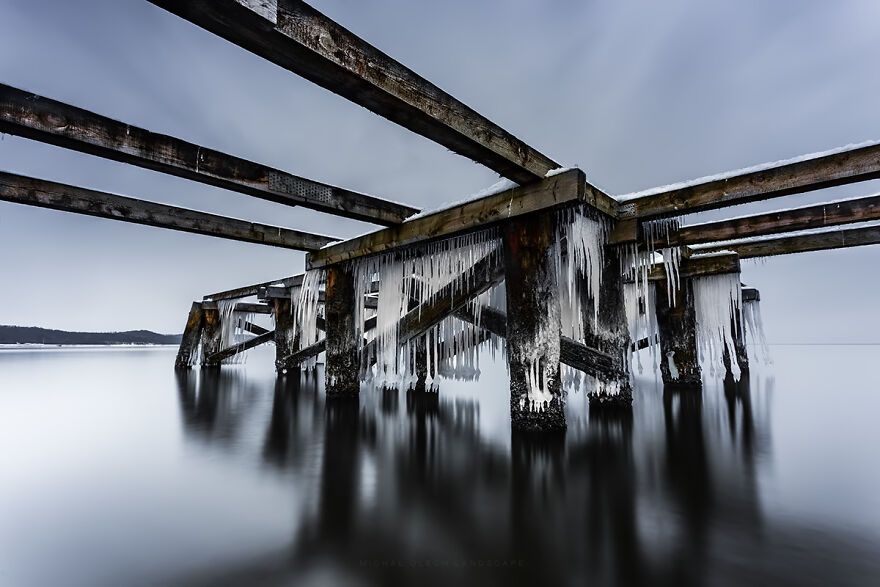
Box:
4, 1, 880, 431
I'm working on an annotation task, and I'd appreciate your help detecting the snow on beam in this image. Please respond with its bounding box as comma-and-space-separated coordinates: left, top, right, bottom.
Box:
0, 171, 335, 251
308, 169, 616, 268
616, 141, 880, 219
146, 0, 559, 184
0, 83, 416, 225
631, 251, 741, 282
694, 224, 880, 258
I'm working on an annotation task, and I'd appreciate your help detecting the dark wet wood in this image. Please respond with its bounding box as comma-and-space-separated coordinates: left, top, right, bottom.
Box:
0, 172, 334, 251
200, 307, 223, 367
503, 209, 565, 432
175, 302, 205, 368
273, 297, 297, 372
617, 142, 880, 219
308, 169, 610, 268
277, 339, 327, 370
243, 321, 269, 335
0, 83, 415, 225
644, 252, 740, 282
324, 264, 359, 396
696, 225, 880, 258
146, 0, 558, 184
655, 279, 701, 387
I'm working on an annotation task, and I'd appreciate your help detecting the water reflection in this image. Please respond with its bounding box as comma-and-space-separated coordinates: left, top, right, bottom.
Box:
170, 365, 877, 587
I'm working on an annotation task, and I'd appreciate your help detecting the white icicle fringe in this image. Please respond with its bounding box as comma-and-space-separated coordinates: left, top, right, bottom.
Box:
743, 298, 772, 365
294, 269, 324, 371
350, 227, 503, 390
554, 206, 609, 344
217, 297, 255, 365
693, 273, 743, 380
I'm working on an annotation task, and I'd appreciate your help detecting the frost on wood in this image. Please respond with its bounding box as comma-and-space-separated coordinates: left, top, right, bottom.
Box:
351, 227, 502, 390
743, 299, 771, 365
218, 298, 254, 365
693, 273, 743, 380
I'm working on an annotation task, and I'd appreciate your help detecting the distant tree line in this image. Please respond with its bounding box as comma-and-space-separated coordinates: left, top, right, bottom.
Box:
0, 325, 182, 345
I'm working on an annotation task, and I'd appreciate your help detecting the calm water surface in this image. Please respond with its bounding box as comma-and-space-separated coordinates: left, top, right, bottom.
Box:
1, 344, 879, 586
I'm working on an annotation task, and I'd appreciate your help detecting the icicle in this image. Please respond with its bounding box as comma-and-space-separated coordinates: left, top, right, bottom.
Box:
692, 273, 743, 380
743, 298, 771, 365
217, 298, 254, 365
294, 268, 324, 371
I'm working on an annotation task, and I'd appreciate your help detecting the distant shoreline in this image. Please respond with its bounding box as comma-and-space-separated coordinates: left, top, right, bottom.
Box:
0, 325, 182, 346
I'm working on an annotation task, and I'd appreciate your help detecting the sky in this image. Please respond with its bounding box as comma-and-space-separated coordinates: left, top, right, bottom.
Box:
1, 0, 880, 342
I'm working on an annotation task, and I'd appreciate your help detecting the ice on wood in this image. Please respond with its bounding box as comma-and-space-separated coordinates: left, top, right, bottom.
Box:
293, 269, 324, 370
743, 298, 771, 365
218, 298, 254, 365
693, 273, 743, 380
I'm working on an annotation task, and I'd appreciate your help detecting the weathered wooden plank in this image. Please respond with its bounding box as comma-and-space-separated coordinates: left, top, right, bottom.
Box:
146, 1, 559, 183
0, 83, 416, 225
233, 302, 273, 314
206, 329, 275, 363
308, 169, 609, 268
277, 339, 326, 370
617, 142, 880, 219
695, 225, 880, 258
200, 306, 223, 367
0, 171, 335, 251
644, 252, 740, 281
655, 279, 701, 387
205, 274, 303, 301
273, 297, 297, 372
668, 194, 880, 246
243, 321, 269, 335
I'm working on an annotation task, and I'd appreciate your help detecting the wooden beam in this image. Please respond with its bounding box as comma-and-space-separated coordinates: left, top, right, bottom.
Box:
644, 252, 740, 281
0, 171, 335, 251
0, 83, 416, 225
694, 225, 880, 258
308, 169, 612, 268
206, 329, 275, 363
204, 274, 303, 301
233, 303, 273, 314
243, 321, 269, 335
616, 142, 880, 219
669, 194, 880, 246
147, 0, 559, 183
277, 339, 326, 370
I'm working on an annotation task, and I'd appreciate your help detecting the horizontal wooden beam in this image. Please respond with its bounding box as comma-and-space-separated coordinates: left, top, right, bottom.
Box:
0, 171, 334, 251
206, 329, 275, 363
308, 169, 612, 268
0, 83, 416, 225
147, 0, 559, 184
277, 339, 326, 370
204, 274, 304, 301
642, 251, 740, 281
232, 302, 273, 314
670, 194, 880, 246
616, 142, 880, 219
243, 321, 270, 335
694, 225, 880, 258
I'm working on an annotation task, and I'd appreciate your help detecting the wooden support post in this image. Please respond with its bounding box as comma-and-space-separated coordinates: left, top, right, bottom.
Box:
582, 244, 633, 405
175, 302, 205, 368
325, 264, 359, 397
412, 337, 429, 392
273, 297, 297, 372
200, 306, 223, 368
723, 312, 750, 380
503, 210, 564, 432
655, 278, 702, 387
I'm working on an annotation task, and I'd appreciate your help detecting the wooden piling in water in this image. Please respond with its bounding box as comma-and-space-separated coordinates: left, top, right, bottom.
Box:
503, 210, 565, 432
655, 278, 702, 387
325, 265, 360, 397
175, 302, 205, 368
273, 297, 297, 373
200, 306, 223, 368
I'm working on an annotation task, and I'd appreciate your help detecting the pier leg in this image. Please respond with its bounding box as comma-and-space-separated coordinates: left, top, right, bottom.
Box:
412, 336, 429, 392
325, 263, 360, 397
723, 305, 749, 380
200, 306, 222, 368
503, 209, 564, 432
175, 302, 204, 368
583, 245, 633, 406
655, 278, 702, 387
273, 297, 297, 372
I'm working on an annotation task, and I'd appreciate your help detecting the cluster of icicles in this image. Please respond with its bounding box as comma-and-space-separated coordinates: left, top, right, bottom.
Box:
621, 218, 771, 381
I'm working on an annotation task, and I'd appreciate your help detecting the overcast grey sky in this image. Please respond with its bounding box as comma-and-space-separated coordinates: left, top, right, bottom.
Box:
1, 0, 880, 342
